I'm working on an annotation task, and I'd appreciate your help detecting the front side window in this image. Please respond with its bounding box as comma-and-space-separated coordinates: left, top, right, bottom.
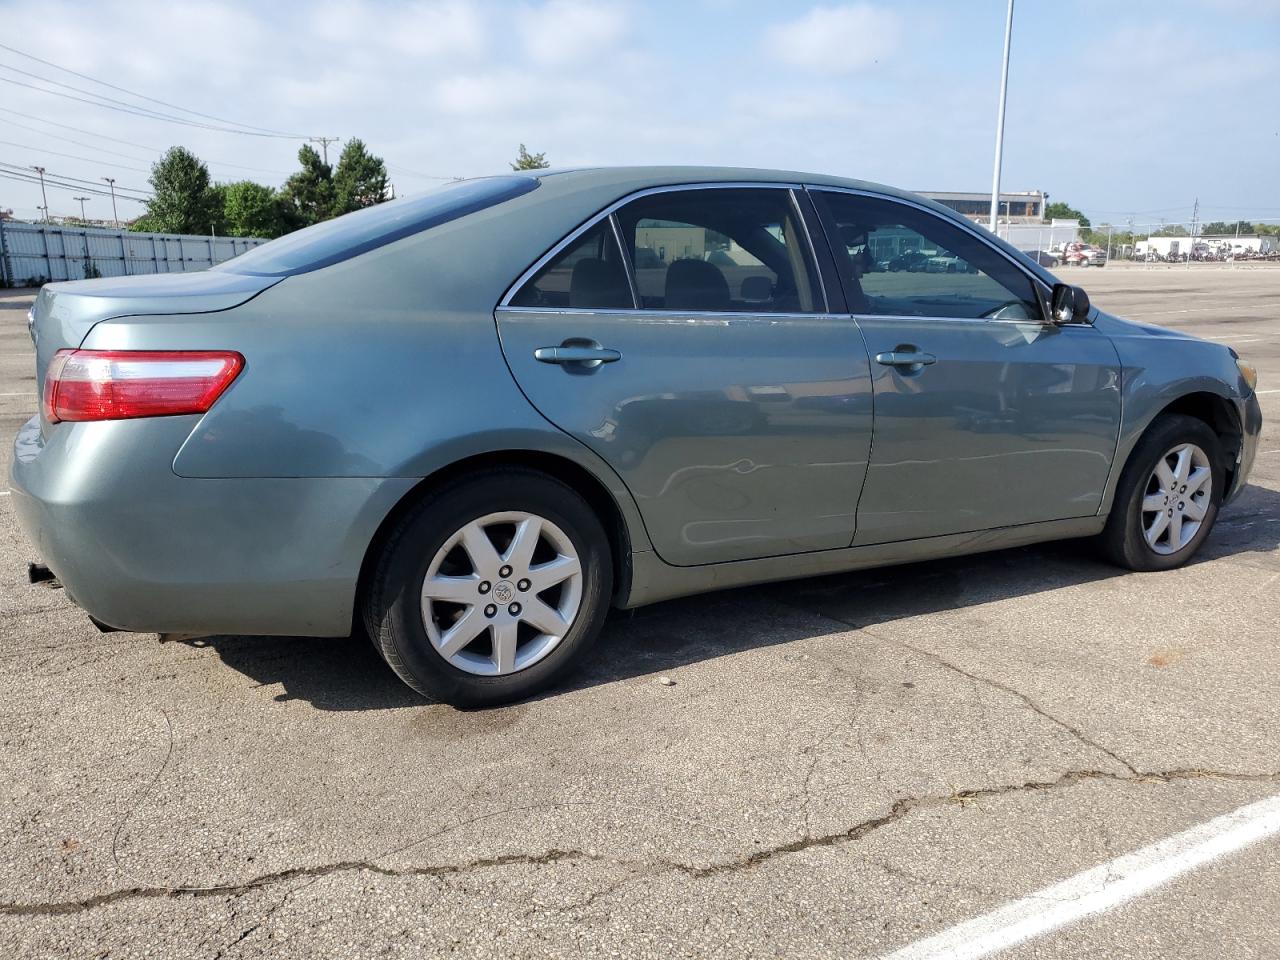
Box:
814, 191, 1042, 321
508, 220, 633, 309
615, 188, 821, 313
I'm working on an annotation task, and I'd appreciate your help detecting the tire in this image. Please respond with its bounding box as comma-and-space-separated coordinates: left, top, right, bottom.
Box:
363, 468, 612, 707
1099, 414, 1225, 571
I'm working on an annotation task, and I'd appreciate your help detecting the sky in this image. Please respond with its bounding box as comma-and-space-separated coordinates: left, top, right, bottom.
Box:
0, 0, 1277, 230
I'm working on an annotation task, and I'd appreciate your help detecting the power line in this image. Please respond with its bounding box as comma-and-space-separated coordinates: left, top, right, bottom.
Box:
0, 138, 151, 172
386, 162, 463, 182
0, 114, 153, 163
0, 107, 293, 177
0, 41, 305, 137
0, 162, 151, 199
0, 169, 148, 204
0, 74, 308, 139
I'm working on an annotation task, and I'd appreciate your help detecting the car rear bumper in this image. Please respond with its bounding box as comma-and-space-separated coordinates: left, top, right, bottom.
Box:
9, 415, 414, 636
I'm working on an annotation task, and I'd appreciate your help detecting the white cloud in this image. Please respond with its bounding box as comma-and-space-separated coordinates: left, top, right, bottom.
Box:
770, 3, 901, 72
518, 0, 629, 67
309, 0, 488, 59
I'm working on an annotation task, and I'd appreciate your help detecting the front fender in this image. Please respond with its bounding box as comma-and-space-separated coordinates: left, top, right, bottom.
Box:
1096, 313, 1256, 514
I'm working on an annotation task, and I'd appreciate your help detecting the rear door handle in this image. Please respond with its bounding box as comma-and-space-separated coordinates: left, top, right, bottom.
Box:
534, 345, 621, 365
875, 350, 936, 368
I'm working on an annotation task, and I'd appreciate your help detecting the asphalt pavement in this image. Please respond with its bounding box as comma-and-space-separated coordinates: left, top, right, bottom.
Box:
1, 262, 1277, 959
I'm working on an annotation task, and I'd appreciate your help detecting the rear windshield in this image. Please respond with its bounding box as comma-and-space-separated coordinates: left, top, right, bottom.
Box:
214, 176, 539, 277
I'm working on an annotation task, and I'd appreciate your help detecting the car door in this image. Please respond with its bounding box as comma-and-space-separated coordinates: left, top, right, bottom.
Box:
495, 184, 873, 566
810, 189, 1122, 545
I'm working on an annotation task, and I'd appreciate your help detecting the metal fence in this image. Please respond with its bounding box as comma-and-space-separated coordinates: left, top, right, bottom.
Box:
0, 221, 266, 287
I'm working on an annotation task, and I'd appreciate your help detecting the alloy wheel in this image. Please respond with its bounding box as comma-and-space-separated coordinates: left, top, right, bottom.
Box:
1141, 442, 1212, 555
420, 511, 583, 676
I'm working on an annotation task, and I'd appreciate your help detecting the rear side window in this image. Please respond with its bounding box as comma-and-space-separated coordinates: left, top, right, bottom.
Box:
508, 220, 633, 309
215, 176, 539, 277
615, 188, 821, 313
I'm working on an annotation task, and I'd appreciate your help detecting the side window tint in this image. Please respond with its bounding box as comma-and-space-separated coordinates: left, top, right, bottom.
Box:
509, 220, 633, 309
816, 192, 1041, 321
616, 189, 821, 313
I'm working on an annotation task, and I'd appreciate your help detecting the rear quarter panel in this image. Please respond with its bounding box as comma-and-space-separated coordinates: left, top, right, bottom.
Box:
80, 207, 653, 552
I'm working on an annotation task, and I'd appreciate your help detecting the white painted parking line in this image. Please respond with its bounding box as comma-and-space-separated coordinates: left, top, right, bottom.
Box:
0, 491, 10, 497
877, 793, 1280, 960
1256, 389, 1280, 395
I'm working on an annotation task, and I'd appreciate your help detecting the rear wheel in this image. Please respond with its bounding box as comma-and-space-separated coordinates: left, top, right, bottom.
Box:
364, 469, 612, 706
1099, 414, 1224, 571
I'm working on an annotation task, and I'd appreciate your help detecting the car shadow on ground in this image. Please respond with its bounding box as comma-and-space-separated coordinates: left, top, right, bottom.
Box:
180, 483, 1280, 711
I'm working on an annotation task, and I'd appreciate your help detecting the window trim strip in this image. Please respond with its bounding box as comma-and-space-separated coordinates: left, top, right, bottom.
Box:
608, 212, 641, 310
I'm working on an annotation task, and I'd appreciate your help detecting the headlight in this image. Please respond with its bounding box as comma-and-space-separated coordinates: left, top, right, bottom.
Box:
1236, 358, 1258, 394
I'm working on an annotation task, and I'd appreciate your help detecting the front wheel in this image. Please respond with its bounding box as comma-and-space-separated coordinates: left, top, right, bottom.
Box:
363, 469, 612, 706
1099, 414, 1225, 571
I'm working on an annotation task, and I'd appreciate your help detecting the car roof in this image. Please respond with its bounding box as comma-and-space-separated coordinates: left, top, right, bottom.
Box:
512, 164, 929, 206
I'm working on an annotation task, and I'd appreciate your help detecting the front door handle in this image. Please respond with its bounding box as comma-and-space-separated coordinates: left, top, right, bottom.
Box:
875, 350, 937, 368
534, 344, 622, 366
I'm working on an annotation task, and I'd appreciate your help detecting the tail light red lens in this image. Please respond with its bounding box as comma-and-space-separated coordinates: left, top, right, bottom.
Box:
43, 350, 245, 423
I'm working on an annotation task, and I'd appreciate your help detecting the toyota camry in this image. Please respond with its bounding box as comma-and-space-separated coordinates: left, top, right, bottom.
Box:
11, 167, 1262, 706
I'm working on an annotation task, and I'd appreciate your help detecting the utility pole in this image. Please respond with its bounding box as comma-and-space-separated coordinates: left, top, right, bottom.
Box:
102, 177, 119, 227
308, 136, 340, 165
74, 196, 90, 223
988, 0, 1015, 233
1190, 197, 1199, 267
31, 166, 49, 222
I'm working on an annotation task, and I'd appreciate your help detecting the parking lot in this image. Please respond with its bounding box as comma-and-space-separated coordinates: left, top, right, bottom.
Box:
1, 263, 1277, 959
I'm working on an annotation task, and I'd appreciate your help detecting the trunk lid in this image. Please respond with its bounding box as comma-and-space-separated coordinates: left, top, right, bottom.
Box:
29, 271, 280, 425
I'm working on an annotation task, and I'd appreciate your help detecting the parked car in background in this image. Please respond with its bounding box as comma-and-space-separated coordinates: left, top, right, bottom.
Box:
924, 253, 974, 273
887, 250, 929, 272
11, 167, 1261, 706
1062, 241, 1107, 268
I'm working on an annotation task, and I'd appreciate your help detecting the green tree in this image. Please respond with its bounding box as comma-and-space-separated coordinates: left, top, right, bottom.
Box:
280, 144, 335, 227
222, 180, 293, 238
510, 143, 550, 170
136, 146, 219, 234
332, 138, 389, 215
1152, 224, 1190, 237
1044, 201, 1090, 228
1200, 220, 1253, 236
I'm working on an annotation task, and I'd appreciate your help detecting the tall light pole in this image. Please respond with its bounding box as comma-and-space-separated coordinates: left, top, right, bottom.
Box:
31, 166, 49, 222
102, 177, 119, 227
74, 196, 90, 223
988, 0, 1016, 234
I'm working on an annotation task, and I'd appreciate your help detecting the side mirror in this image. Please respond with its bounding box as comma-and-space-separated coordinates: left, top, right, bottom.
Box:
1050, 282, 1091, 325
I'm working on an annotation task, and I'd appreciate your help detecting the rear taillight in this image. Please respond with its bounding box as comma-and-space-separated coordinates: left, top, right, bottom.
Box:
43, 350, 245, 423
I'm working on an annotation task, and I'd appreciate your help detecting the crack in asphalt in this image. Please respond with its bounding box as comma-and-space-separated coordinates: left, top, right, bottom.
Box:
0, 848, 597, 917
781, 603, 1141, 776
4, 766, 1276, 917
